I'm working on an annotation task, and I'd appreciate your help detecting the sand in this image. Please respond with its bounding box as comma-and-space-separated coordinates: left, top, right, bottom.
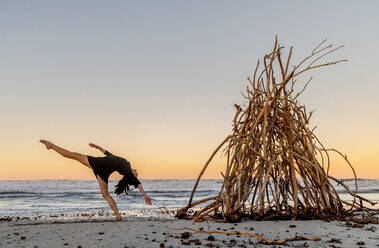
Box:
0, 210, 378, 248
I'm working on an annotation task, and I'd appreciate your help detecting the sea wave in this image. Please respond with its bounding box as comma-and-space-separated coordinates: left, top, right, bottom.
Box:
0, 179, 377, 215
0, 191, 42, 195
335, 188, 379, 194
0, 189, 215, 195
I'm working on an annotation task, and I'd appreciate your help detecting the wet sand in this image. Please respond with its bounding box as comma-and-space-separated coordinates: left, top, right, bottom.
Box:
0, 210, 378, 248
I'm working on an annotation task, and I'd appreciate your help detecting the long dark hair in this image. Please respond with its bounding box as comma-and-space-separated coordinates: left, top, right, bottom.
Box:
114, 175, 131, 195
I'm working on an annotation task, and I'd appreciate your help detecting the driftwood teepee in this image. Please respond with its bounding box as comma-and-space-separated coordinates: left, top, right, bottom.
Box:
178, 37, 375, 222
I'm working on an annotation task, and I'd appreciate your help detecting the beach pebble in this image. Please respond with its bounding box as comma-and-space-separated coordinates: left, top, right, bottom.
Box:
181, 239, 201, 246
228, 239, 238, 247
289, 224, 296, 228
357, 241, 365, 245
181, 232, 191, 239
207, 235, 215, 241
327, 238, 342, 243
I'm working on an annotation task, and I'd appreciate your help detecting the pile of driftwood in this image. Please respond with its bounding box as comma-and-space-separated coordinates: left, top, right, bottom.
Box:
178, 37, 375, 222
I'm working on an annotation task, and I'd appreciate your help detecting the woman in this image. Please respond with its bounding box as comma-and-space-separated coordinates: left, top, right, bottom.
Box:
39, 140, 152, 221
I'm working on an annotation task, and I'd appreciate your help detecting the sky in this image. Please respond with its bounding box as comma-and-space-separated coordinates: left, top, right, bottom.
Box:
0, 1, 378, 180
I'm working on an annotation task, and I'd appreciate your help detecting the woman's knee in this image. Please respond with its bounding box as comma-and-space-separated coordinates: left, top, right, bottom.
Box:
100, 187, 111, 198
101, 191, 110, 199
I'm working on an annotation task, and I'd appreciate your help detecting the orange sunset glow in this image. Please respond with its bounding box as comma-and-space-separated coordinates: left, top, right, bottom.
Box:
1, 1, 378, 181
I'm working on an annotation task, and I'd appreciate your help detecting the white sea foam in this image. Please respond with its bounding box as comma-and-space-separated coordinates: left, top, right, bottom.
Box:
0, 179, 377, 215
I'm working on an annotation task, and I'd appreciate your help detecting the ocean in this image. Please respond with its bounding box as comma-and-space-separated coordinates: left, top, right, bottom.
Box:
0, 179, 378, 215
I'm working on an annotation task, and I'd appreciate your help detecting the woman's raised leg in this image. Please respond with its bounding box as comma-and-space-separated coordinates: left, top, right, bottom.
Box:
39, 140, 91, 168
97, 176, 122, 221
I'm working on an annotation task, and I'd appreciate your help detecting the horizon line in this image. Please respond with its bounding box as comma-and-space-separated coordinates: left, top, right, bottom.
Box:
0, 178, 377, 181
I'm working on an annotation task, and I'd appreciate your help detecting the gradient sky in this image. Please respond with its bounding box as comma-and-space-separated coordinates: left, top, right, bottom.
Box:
0, 1, 378, 180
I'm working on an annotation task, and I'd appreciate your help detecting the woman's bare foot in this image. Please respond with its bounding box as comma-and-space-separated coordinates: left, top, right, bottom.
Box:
40, 140, 54, 149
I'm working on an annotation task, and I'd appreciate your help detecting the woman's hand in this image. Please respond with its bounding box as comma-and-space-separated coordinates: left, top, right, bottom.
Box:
89, 143, 106, 153
89, 143, 99, 148
144, 196, 152, 205
138, 184, 152, 205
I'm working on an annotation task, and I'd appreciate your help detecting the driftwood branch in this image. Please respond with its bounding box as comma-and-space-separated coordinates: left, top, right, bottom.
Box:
169, 227, 321, 245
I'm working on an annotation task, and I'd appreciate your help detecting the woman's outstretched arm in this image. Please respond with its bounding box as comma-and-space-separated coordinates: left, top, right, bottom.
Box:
89, 143, 112, 155
138, 184, 152, 205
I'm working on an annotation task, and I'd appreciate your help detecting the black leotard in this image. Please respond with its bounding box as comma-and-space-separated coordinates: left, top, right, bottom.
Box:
87, 151, 141, 186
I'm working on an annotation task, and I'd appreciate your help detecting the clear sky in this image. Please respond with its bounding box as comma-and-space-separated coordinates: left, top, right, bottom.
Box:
1, 1, 378, 180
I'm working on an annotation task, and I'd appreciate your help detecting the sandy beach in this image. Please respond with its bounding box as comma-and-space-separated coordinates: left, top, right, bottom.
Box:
2, 1, 379, 247
1, 210, 378, 248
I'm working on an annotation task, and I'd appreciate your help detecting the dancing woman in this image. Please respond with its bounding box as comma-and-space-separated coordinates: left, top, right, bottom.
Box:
39, 140, 152, 221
